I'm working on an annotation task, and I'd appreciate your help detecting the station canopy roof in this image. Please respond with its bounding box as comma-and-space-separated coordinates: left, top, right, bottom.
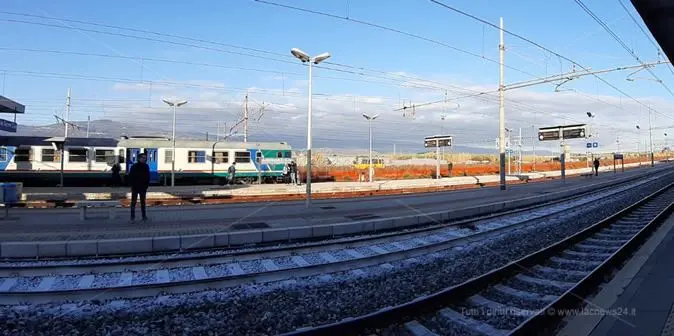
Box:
0, 95, 25, 114
632, 0, 674, 64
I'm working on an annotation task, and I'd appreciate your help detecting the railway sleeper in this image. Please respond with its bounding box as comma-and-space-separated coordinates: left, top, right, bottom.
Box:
436, 307, 508, 336
600, 227, 641, 235
561, 250, 613, 261
573, 243, 620, 253
609, 223, 644, 230
584, 237, 628, 245
548, 256, 602, 271
530, 265, 588, 283
594, 232, 634, 240
490, 284, 557, 306
403, 320, 440, 336
467, 294, 535, 318
512, 273, 575, 292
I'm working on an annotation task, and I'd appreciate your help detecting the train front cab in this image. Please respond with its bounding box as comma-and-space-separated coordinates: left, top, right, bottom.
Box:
126, 147, 159, 184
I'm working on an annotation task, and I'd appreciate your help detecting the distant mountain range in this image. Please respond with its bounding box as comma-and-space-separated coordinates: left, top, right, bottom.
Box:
14, 119, 196, 139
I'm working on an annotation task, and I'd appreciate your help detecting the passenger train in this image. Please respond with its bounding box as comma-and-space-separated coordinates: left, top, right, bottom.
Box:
0, 135, 292, 186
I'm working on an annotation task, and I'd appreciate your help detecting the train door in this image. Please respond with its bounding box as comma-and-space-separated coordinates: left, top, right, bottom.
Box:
145, 148, 159, 184
126, 148, 141, 172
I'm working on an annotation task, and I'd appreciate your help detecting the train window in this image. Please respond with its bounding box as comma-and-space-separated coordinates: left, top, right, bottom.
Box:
164, 149, 173, 163
41, 149, 58, 162
214, 151, 228, 164
0, 148, 6, 162
95, 150, 115, 162
277, 152, 283, 158
14, 148, 31, 162
188, 150, 206, 163
235, 151, 251, 163
68, 148, 88, 163
118, 149, 125, 163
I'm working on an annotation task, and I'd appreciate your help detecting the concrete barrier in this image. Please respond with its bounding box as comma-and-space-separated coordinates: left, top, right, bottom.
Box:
99, 238, 152, 255
153, 236, 181, 252
229, 230, 263, 246
38, 242, 67, 258
1, 242, 38, 258
66, 240, 98, 257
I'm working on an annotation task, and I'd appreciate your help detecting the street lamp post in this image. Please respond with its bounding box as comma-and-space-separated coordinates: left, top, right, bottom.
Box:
291, 48, 331, 208
362, 113, 379, 182
586, 112, 595, 169
162, 98, 188, 187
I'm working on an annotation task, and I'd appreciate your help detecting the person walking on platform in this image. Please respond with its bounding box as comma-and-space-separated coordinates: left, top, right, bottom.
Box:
111, 161, 122, 187
593, 158, 600, 176
128, 153, 150, 222
228, 162, 237, 185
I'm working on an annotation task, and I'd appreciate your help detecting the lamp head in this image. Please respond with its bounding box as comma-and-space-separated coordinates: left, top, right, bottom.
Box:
291, 48, 310, 62
313, 52, 331, 64
162, 98, 174, 107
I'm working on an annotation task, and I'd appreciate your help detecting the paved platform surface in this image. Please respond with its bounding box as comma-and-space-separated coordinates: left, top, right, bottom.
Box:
581, 211, 674, 336
17, 163, 652, 201
0, 165, 664, 243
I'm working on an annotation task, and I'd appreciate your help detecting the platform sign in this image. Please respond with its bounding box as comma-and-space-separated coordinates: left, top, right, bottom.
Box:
586, 142, 592, 148
593, 142, 598, 148
538, 127, 561, 141
0, 118, 17, 133
424, 135, 452, 148
614, 153, 624, 160
538, 124, 587, 141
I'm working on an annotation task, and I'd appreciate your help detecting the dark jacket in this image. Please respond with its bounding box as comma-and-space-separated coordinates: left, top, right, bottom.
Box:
288, 162, 297, 174
111, 163, 121, 174
129, 162, 150, 189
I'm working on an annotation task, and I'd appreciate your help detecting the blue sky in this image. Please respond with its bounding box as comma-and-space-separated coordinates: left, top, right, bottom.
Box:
1, 0, 673, 153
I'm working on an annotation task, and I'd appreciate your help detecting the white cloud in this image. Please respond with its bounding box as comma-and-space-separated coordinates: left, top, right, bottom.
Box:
98, 77, 674, 153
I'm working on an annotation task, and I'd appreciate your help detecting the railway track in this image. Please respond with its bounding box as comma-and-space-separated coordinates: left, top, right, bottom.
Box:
0, 171, 669, 305
280, 182, 674, 336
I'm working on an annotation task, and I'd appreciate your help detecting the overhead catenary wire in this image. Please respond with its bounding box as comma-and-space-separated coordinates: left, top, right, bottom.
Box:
252, 0, 542, 79
573, 0, 674, 97
615, 0, 674, 78
429, 0, 674, 122
0, 12, 506, 95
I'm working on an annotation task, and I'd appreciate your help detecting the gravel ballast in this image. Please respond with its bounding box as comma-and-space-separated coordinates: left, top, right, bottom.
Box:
1, 176, 671, 336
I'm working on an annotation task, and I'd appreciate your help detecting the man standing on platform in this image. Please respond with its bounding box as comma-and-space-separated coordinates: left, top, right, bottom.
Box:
289, 160, 298, 185
228, 162, 237, 185
128, 153, 150, 222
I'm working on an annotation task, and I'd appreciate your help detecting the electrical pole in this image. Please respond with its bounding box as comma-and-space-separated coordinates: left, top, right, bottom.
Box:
518, 127, 522, 175
498, 17, 506, 190
65, 88, 71, 138
532, 125, 536, 172
86, 115, 90, 138
436, 139, 441, 179
244, 93, 249, 143
649, 107, 654, 167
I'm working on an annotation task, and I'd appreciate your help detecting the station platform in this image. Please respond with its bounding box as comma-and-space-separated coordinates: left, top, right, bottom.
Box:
17, 162, 650, 204
558, 199, 674, 336
0, 164, 663, 245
